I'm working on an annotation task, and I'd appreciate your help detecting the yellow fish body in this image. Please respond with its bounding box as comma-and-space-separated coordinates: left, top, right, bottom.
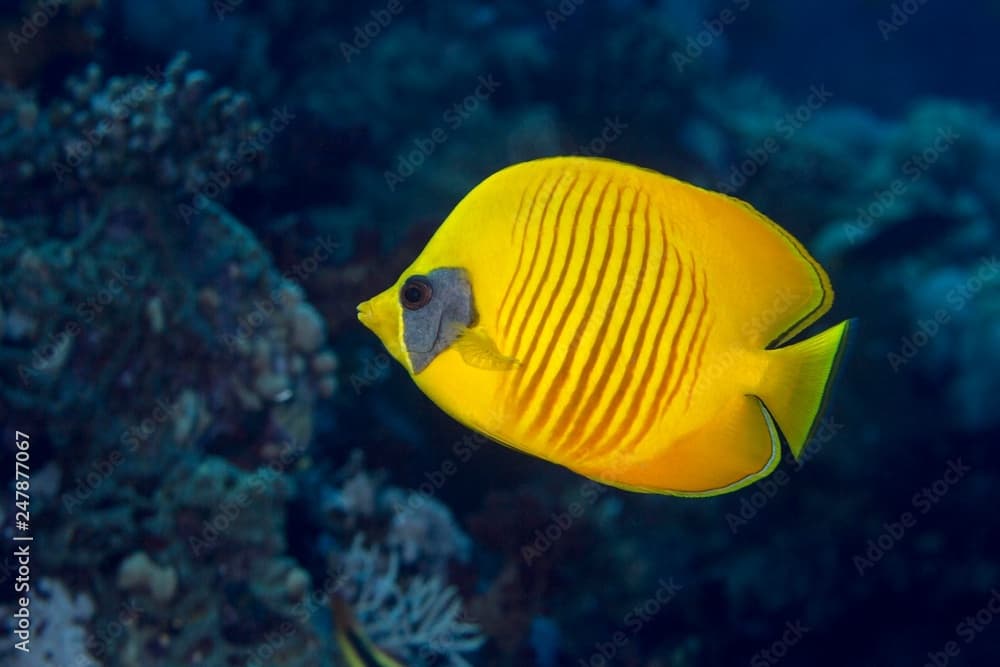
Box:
358, 157, 851, 497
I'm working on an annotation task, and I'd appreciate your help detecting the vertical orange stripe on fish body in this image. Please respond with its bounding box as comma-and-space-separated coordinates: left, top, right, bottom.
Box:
359, 156, 853, 497
511, 174, 598, 410
497, 173, 559, 337
596, 197, 669, 458
525, 178, 628, 453
506, 171, 579, 368
581, 189, 652, 459
557, 185, 638, 455
512, 175, 611, 433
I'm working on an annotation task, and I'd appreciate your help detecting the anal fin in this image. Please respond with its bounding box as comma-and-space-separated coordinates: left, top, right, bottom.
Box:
595, 395, 782, 497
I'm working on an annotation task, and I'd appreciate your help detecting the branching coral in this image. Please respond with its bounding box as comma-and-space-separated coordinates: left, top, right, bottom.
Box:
308, 453, 485, 665
337, 535, 484, 667
384, 488, 471, 572
317, 451, 472, 574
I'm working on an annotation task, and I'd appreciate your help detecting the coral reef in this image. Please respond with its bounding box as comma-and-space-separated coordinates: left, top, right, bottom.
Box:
116, 552, 178, 605
0, 42, 340, 667
0, 578, 100, 667
0, 49, 337, 465
1, 52, 264, 218
0, 197, 337, 460
36, 453, 325, 667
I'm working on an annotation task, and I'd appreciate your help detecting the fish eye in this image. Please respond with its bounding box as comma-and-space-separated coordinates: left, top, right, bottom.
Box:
401, 276, 433, 310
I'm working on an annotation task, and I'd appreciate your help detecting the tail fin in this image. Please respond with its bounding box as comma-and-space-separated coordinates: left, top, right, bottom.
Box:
756, 319, 853, 458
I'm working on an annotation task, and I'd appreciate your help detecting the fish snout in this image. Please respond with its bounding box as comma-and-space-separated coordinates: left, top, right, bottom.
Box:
356, 300, 375, 330
357, 289, 406, 369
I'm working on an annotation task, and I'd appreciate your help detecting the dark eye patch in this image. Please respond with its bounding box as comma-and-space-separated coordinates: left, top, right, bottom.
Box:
401, 268, 475, 373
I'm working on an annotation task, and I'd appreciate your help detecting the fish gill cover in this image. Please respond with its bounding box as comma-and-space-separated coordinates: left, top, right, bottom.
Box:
0, 1, 998, 666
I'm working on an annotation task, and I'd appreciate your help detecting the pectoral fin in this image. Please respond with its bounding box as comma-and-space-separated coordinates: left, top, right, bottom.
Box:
453, 326, 519, 371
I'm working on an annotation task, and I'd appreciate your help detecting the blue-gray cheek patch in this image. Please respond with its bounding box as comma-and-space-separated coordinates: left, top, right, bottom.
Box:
402, 268, 475, 373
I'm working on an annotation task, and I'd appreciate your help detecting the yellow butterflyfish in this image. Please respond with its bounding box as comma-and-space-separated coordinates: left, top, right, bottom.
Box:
358, 156, 851, 497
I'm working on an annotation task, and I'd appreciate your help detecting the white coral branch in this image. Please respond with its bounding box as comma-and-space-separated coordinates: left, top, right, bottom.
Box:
340, 536, 484, 666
